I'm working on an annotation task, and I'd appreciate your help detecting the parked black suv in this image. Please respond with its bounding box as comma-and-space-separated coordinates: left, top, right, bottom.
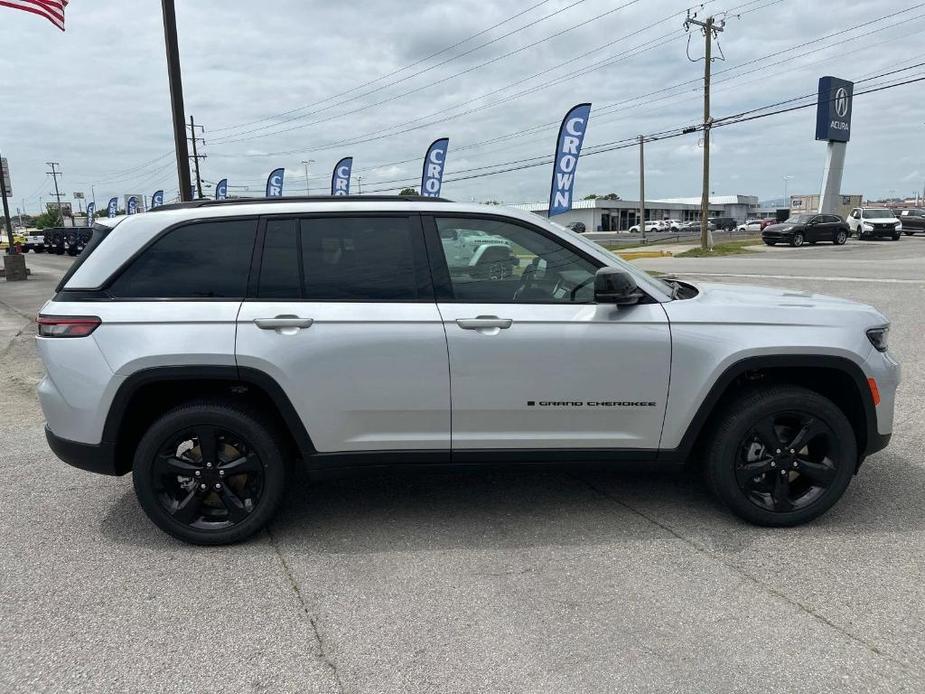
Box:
762, 214, 849, 247
895, 209, 925, 235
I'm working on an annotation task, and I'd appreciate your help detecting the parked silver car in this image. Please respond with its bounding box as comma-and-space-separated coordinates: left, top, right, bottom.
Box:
38, 197, 899, 544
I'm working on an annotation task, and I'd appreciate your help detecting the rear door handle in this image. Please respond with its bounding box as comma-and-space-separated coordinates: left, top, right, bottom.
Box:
254, 315, 314, 330
456, 316, 513, 330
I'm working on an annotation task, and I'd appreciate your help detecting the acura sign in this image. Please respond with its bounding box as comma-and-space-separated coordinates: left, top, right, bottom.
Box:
815, 76, 853, 142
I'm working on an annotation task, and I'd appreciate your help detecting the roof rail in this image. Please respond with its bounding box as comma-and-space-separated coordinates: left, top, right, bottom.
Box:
151, 195, 451, 212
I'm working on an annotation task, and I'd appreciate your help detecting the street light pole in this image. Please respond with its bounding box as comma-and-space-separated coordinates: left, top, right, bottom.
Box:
783, 175, 793, 208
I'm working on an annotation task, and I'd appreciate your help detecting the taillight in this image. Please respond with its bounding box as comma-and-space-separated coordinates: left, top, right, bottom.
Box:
37, 315, 101, 338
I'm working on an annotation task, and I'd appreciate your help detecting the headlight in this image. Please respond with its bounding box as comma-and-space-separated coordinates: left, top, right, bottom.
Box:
896, 223, 903, 230
867, 327, 889, 352
862, 223, 873, 230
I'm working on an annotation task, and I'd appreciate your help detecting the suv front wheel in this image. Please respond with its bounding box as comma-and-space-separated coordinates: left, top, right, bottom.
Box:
705, 386, 856, 526
132, 401, 288, 545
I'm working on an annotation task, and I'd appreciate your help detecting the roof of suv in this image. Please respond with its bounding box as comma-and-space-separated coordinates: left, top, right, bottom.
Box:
150, 194, 450, 212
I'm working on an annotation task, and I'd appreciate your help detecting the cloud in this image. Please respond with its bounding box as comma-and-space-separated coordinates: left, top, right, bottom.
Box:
0, 0, 920, 209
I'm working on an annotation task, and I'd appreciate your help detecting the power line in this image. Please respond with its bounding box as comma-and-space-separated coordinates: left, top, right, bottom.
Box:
209, 0, 557, 134
355, 73, 925, 193
210, 0, 645, 145
211, 1, 914, 165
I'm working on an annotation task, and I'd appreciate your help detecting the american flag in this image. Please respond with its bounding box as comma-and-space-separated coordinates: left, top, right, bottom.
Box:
0, 0, 68, 31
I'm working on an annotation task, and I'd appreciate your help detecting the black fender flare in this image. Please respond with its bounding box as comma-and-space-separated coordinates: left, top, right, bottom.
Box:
660, 354, 878, 463
102, 365, 315, 461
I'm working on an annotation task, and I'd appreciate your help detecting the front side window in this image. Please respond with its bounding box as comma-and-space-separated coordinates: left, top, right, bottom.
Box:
109, 219, 257, 298
434, 217, 599, 303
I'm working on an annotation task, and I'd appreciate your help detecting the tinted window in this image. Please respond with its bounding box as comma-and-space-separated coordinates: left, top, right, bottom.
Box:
435, 217, 599, 303
258, 218, 300, 298
300, 216, 422, 301
110, 220, 257, 298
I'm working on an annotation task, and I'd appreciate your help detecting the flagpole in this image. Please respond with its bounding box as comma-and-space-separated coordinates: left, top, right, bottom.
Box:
160, 0, 192, 202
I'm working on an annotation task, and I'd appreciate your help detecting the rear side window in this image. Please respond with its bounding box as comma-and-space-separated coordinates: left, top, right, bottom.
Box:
109, 219, 257, 298
257, 218, 301, 298
300, 216, 425, 301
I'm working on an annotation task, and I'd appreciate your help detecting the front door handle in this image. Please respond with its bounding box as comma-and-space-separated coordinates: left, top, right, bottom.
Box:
254, 315, 314, 330
456, 316, 513, 330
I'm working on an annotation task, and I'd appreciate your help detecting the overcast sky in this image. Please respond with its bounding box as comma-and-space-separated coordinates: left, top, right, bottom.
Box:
1, 0, 923, 214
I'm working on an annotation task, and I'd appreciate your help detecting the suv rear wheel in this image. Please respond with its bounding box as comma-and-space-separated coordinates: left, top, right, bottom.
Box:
705, 386, 856, 526
132, 401, 288, 545
834, 230, 847, 245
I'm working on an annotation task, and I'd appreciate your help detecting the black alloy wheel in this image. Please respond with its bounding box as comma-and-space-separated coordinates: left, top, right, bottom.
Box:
705, 386, 856, 526
151, 426, 264, 528
834, 230, 848, 245
791, 232, 804, 247
733, 412, 839, 513
133, 402, 287, 544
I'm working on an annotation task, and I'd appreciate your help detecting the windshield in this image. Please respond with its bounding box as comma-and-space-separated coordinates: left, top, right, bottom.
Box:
784, 214, 813, 224
862, 209, 892, 218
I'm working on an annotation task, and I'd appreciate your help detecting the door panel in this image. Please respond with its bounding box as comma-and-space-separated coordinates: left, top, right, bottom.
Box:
236, 302, 450, 452
235, 214, 450, 453
438, 302, 671, 449
426, 214, 671, 451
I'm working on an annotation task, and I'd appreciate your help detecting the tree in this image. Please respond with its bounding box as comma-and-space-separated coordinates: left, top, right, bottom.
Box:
33, 209, 63, 229
583, 194, 599, 200
398, 187, 418, 196
583, 193, 621, 201
481, 200, 502, 205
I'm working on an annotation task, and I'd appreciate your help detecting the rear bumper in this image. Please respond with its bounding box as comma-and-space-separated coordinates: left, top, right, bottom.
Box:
45, 426, 120, 476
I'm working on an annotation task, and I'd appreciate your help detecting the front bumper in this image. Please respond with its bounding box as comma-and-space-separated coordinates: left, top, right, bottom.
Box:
45, 426, 120, 476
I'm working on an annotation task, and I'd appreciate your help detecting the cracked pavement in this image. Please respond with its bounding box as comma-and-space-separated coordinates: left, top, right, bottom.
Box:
1, 245, 924, 693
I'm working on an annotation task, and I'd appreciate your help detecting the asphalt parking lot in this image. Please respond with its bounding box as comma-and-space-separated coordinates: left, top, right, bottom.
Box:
2, 238, 924, 693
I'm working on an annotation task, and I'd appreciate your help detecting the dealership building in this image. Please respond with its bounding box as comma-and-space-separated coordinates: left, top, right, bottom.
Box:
515, 198, 724, 232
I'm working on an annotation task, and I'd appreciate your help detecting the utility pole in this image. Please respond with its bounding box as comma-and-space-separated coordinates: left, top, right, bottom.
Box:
47, 162, 64, 225
301, 159, 315, 196
356, 176, 364, 194
188, 116, 206, 199
638, 135, 646, 244
685, 11, 724, 250
161, 0, 193, 201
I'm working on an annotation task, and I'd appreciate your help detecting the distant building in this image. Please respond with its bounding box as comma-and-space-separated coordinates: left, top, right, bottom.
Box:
513, 198, 723, 232
652, 194, 760, 221
790, 194, 862, 220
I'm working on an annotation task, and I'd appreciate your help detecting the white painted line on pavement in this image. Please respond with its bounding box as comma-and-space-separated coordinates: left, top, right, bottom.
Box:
676, 272, 925, 284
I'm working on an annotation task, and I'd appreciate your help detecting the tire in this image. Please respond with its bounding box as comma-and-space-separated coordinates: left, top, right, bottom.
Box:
132, 400, 288, 545
763, 240, 776, 246
892, 234, 900, 241
705, 386, 857, 527
905, 232, 913, 236
808, 240, 817, 245
834, 230, 847, 245
791, 232, 804, 247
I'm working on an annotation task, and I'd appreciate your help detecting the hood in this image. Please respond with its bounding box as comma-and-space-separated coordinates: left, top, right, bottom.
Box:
763, 223, 795, 233
666, 281, 887, 329
862, 216, 899, 224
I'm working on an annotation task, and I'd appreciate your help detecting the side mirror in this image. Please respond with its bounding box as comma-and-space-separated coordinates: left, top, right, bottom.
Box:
594, 267, 642, 305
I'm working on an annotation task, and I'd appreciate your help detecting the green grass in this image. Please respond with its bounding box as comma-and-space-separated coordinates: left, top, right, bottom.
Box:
675, 239, 760, 257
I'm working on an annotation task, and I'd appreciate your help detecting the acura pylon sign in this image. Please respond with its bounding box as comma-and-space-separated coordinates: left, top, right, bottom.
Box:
815, 76, 853, 142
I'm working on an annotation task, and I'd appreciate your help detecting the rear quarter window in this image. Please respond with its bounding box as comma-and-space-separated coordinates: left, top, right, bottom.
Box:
108, 219, 257, 299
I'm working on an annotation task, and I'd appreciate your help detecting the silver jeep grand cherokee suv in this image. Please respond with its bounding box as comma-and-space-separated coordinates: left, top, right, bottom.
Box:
37, 196, 899, 544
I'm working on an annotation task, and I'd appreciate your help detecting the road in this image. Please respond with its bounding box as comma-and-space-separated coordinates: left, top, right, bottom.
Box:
1, 241, 924, 693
